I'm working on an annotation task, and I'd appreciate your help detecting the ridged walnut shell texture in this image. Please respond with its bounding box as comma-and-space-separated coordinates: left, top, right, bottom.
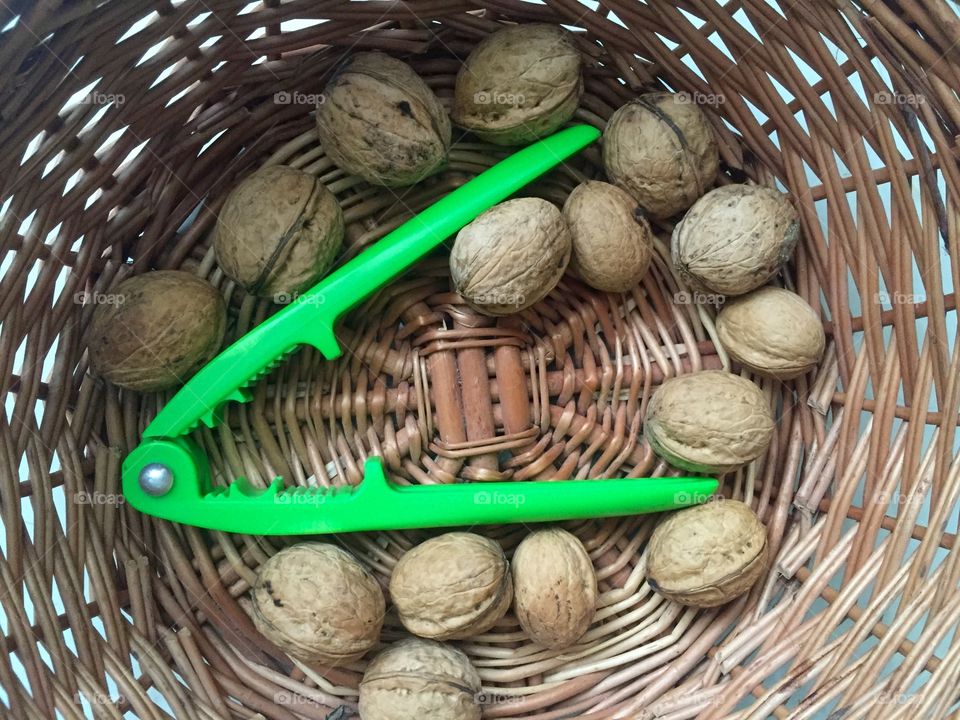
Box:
316, 52, 451, 187
647, 500, 768, 608
251, 543, 385, 665
389, 532, 512, 640
717, 286, 826, 379
603, 93, 719, 219
563, 181, 654, 292
672, 184, 799, 296
450, 197, 571, 315
512, 529, 598, 649
452, 23, 582, 146
359, 639, 481, 720
644, 370, 775, 474
215, 165, 343, 298
88, 271, 226, 392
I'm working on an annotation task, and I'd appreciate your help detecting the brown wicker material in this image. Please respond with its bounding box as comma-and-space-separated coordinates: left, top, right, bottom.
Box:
1, 0, 958, 717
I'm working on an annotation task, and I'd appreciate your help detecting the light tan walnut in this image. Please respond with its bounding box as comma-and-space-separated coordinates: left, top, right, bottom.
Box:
647, 500, 768, 607
644, 370, 775, 474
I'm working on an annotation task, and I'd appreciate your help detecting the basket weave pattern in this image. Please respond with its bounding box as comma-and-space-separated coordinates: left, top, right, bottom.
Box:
1, 1, 958, 718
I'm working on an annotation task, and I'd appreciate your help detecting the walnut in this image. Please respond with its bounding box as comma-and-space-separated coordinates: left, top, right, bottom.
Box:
452, 23, 582, 146
359, 639, 481, 720
315, 52, 451, 187
251, 543, 385, 665
88, 271, 226, 392
389, 532, 512, 640
562, 181, 654, 292
603, 93, 719, 219
450, 197, 571, 316
672, 184, 799, 296
646, 500, 768, 607
644, 370, 775, 474
717, 286, 825, 379
512, 528, 597, 649
215, 165, 343, 298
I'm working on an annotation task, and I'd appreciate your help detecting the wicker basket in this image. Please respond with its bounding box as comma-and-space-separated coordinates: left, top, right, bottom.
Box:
2, 1, 958, 717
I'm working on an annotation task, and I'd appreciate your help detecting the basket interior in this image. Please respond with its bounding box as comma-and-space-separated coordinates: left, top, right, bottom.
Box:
1, 1, 958, 718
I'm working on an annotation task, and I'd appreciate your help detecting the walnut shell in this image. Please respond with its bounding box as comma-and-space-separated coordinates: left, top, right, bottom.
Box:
644, 370, 774, 474
563, 181, 654, 292
672, 184, 799, 296
316, 52, 451, 187
512, 529, 597, 649
647, 500, 768, 607
359, 639, 481, 720
717, 287, 825, 379
389, 532, 512, 640
603, 93, 719, 219
452, 24, 582, 146
88, 271, 226, 392
251, 543, 385, 665
450, 197, 571, 316
215, 165, 343, 298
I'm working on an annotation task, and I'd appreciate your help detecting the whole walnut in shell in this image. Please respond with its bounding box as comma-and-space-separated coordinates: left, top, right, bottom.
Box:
717, 286, 825, 379
316, 52, 451, 186
672, 184, 799, 296
359, 639, 481, 720
389, 532, 512, 640
450, 197, 571, 315
603, 93, 719, 219
512, 529, 597, 649
563, 181, 654, 292
215, 165, 343, 298
647, 500, 768, 607
88, 271, 226, 392
251, 543, 385, 665
644, 370, 774, 474
452, 24, 582, 145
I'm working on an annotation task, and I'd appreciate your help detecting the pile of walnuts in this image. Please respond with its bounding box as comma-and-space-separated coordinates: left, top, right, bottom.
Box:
83, 19, 832, 720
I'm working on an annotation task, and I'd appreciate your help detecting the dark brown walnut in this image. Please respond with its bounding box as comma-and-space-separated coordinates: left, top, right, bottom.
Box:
450, 197, 571, 316
452, 23, 582, 146
563, 181, 654, 292
251, 543, 385, 665
359, 639, 481, 720
316, 51, 451, 187
603, 93, 719, 219
512, 528, 597, 649
215, 165, 343, 299
88, 270, 226, 392
716, 286, 826, 379
644, 370, 775, 474
646, 500, 768, 607
672, 184, 799, 296
389, 532, 512, 640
